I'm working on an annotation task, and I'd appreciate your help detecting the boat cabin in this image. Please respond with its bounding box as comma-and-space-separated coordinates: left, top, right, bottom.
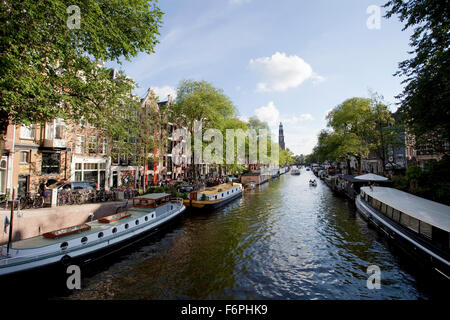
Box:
360, 186, 450, 251
195, 183, 242, 201
132, 193, 171, 209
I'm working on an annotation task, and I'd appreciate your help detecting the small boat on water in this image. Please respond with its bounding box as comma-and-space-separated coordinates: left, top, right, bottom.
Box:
356, 186, 450, 280
290, 166, 300, 175
0, 193, 185, 277
183, 182, 243, 209
309, 179, 317, 187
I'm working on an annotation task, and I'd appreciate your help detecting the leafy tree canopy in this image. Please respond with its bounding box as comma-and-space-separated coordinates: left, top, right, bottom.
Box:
384, 0, 450, 143
0, 0, 163, 142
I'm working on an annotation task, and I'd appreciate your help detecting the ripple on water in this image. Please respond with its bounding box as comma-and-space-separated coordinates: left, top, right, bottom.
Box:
63, 172, 429, 300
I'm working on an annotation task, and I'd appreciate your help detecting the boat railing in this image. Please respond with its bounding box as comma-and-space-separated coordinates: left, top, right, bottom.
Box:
170, 197, 184, 204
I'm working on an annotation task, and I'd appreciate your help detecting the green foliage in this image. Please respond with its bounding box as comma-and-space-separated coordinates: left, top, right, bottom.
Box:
393, 156, 450, 205
384, 0, 450, 143
392, 175, 408, 191
0, 0, 163, 149
201, 194, 207, 201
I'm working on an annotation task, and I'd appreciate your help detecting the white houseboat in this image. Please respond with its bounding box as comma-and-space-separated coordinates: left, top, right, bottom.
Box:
0, 193, 185, 276
356, 186, 450, 279
184, 182, 243, 210
290, 166, 300, 175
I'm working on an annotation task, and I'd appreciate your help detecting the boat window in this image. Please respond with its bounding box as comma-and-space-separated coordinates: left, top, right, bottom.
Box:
392, 209, 401, 222
60, 242, 68, 250
151, 213, 155, 218
81, 237, 88, 244
215, 195, 217, 200
431, 227, 450, 250
171, 205, 173, 210
400, 214, 419, 233
386, 206, 393, 219
98, 232, 104, 238
112, 227, 117, 233
381, 203, 387, 214
419, 222, 432, 239
135, 220, 139, 225
145, 216, 148, 222
125, 224, 129, 229
222, 193, 224, 197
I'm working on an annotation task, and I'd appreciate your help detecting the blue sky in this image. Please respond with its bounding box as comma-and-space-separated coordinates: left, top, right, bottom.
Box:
107, 0, 412, 155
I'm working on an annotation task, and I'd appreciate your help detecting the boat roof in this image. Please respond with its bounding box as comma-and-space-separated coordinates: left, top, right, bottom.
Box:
134, 193, 170, 200
361, 186, 450, 232
10, 207, 154, 249
201, 183, 240, 195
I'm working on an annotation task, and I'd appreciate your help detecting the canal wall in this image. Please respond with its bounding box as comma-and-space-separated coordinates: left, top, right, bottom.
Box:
0, 201, 130, 245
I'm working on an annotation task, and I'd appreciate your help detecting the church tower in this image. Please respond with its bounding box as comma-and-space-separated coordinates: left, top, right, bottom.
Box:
279, 122, 285, 150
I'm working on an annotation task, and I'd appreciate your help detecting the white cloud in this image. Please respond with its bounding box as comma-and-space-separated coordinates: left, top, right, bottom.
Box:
151, 86, 177, 102
249, 52, 322, 92
254, 101, 280, 128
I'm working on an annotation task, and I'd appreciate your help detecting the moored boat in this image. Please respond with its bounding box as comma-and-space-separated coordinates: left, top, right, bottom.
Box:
356, 186, 450, 280
290, 166, 300, 175
0, 193, 185, 277
183, 182, 243, 209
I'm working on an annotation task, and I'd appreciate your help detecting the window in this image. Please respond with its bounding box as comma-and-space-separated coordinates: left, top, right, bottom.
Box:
88, 136, 98, 154
0, 159, 6, 194
386, 206, 393, 219
419, 222, 432, 239
20, 124, 35, 139
401, 215, 419, 233
18, 175, 29, 195
41, 152, 60, 174
392, 209, 401, 222
46, 119, 64, 140
101, 138, 108, 155
75, 136, 85, 154
400, 214, 419, 232
20, 151, 30, 163
381, 203, 387, 215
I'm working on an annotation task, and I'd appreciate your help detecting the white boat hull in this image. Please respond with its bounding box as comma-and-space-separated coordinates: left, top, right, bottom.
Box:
0, 203, 185, 276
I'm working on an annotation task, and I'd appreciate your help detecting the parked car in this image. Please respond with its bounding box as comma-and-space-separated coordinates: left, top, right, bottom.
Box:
48, 181, 96, 192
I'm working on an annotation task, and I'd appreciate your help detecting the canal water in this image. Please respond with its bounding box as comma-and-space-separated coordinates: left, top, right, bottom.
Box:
38, 169, 439, 300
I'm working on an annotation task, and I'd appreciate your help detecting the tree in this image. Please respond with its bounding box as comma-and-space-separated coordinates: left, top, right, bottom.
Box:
0, 0, 163, 155
173, 79, 235, 180
326, 98, 373, 173
384, 0, 450, 145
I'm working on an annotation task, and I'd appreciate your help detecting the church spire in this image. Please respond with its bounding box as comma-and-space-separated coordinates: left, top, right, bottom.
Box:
279, 122, 285, 150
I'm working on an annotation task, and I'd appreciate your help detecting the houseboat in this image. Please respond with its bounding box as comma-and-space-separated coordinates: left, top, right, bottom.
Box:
290, 166, 300, 175
0, 193, 185, 277
356, 186, 450, 280
184, 182, 243, 210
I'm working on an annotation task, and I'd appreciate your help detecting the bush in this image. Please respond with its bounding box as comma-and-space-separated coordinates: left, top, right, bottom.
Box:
201, 194, 207, 201
393, 175, 408, 191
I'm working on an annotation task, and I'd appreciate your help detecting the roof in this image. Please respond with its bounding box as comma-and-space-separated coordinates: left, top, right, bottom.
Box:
201, 183, 240, 195
355, 173, 389, 181
361, 186, 450, 232
338, 174, 365, 183
135, 193, 171, 200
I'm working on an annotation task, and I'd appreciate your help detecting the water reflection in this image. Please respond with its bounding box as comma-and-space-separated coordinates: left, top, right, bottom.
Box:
64, 170, 431, 300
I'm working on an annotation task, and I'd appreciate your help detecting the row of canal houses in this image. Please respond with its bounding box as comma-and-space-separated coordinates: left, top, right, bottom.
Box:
0, 88, 183, 197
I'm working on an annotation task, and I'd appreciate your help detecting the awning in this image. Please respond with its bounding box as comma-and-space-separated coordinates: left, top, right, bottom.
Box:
354, 173, 389, 181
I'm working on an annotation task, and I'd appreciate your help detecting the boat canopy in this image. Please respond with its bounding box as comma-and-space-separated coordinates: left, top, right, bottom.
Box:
361, 186, 450, 232
135, 193, 171, 200
355, 173, 389, 182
